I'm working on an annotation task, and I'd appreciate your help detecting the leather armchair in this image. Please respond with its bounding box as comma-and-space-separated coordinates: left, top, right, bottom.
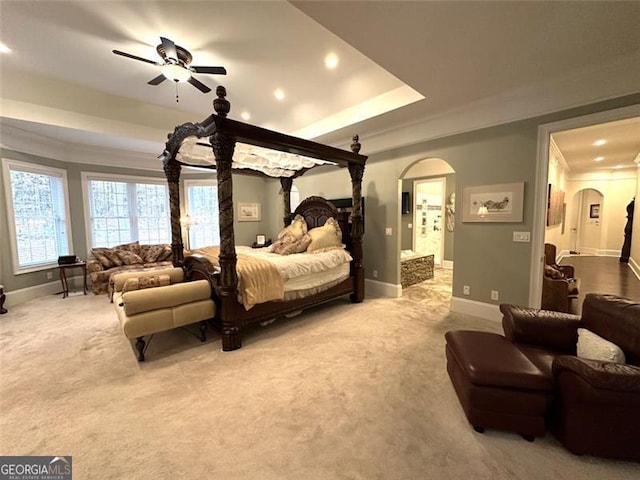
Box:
501, 294, 640, 461
542, 243, 579, 313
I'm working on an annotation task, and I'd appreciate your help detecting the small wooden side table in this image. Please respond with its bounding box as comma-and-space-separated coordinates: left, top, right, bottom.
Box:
58, 262, 88, 298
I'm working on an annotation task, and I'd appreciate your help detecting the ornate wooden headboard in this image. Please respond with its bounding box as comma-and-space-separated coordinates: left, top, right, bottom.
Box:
291, 196, 352, 251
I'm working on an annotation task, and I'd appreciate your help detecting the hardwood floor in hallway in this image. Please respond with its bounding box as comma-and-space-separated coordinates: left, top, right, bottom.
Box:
559, 255, 640, 313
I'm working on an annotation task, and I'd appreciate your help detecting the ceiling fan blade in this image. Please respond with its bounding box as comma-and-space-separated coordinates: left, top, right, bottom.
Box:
188, 76, 212, 93
147, 74, 166, 86
112, 49, 158, 65
160, 36, 178, 61
191, 66, 227, 75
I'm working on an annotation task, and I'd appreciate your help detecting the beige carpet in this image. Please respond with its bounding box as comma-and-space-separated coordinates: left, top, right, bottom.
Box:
1, 270, 638, 479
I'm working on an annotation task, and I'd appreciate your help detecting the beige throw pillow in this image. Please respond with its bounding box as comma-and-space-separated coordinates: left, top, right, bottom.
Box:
577, 328, 626, 364
307, 217, 343, 253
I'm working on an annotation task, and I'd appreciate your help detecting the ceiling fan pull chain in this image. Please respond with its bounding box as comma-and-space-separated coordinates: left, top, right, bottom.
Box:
175, 82, 179, 103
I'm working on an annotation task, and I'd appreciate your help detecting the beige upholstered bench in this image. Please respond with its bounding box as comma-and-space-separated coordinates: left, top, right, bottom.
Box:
112, 267, 215, 361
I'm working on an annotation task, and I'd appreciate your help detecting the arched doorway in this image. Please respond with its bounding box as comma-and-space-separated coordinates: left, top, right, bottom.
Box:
570, 188, 605, 255
399, 158, 455, 295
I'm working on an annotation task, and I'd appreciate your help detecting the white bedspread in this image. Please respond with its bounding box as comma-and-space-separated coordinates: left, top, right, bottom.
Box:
235, 246, 352, 281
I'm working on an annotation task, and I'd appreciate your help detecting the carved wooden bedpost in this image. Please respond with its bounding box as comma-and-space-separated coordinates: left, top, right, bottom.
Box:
211, 86, 241, 351
348, 135, 365, 303
163, 158, 184, 267
280, 177, 293, 226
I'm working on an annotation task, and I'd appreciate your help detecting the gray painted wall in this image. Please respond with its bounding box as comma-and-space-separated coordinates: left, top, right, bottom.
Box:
0, 148, 272, 291
290, 94, 640, 307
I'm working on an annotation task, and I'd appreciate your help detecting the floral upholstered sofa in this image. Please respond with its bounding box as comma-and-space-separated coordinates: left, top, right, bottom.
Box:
87, 241, 174, 295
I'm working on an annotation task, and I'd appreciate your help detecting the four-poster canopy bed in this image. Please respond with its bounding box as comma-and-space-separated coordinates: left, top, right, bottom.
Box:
159, 86, 367, 351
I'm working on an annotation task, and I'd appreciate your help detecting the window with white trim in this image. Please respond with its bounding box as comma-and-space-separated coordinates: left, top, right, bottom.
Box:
82, 173, 170, 248
2, 159, 72, 273
184, 180, 220, 249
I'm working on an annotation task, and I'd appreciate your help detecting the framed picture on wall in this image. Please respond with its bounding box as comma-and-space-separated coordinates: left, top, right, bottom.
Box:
590, 203, 600, 218
237, 202, 261, 221
461, 182, 524, 223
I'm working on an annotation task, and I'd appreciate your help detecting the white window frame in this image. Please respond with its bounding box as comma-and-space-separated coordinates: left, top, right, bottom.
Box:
183, 179, 220, 249
81, 172, 170, 249
2, 158, 73, 274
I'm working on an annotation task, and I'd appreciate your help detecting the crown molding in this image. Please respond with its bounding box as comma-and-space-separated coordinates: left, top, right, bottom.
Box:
1, 122, 162, 170
549, 137, 571, 172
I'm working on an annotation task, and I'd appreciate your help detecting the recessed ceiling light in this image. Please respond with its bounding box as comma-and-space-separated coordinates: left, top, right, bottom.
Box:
325, 52, 339, 70
614, 165, 623, 169
593, 139, 607, 146
0, 42, 11, 54
274, 88, 285, 101
241, 112, 251, 121
594, 156, 605, 162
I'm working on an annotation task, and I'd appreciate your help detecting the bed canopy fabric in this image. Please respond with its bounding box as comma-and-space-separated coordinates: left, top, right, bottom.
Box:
159, 85, 367, 350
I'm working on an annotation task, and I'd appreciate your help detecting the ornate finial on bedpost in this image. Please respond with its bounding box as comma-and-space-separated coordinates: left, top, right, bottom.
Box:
351, 134, 361, 154
213, 85, 230, 118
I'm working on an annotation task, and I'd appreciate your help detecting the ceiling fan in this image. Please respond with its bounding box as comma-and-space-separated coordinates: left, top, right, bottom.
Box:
112, 36, 226, 95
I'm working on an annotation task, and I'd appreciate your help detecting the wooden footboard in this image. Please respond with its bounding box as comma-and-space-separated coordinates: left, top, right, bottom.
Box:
183, 253, 357, 349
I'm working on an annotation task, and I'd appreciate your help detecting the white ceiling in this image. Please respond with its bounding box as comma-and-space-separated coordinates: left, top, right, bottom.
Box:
0, 1, 639, 172
552, 117, 640, 175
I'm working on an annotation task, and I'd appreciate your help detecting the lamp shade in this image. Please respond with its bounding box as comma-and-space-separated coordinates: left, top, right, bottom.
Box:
161, 63, 191, 82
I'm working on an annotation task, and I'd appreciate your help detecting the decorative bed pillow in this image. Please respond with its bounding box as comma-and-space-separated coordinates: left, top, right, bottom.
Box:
116, 249, 144, 265
272, 233, 312, 255
577, 328, 626, 364
277, 214, 308, 241
307, 217, 343, 253
122, 274, 171, 293
270, 233, 296, 254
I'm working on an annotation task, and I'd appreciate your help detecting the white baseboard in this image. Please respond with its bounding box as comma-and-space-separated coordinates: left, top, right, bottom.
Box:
441, 260, 453, 269
597, 249, 621, 257
450, 296, 502, 323
4, 275, 87, 308
365, 279, 401, 298
561, 249, 620, 259
628, 257, 640, 281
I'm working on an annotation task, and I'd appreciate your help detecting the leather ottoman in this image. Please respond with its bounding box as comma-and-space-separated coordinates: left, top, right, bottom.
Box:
445, 330, 555, 440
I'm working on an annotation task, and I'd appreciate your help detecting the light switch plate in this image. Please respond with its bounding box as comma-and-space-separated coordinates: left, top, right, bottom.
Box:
513, 231, 531, 242
385, 227, 393, 236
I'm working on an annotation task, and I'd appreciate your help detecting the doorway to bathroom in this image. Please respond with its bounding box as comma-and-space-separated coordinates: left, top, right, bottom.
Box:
413, 178, 445, 265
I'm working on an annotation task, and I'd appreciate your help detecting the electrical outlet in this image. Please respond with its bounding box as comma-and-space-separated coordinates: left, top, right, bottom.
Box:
408, 223, 413, 229
373, 270, 378, 278
463, 285, 470, 295
385, 227, 392, 236
491, 290, 499, 301
46, 272, 53, 280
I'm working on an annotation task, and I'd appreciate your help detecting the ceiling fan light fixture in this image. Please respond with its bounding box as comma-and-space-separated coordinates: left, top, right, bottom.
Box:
160, 63, 191, 82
